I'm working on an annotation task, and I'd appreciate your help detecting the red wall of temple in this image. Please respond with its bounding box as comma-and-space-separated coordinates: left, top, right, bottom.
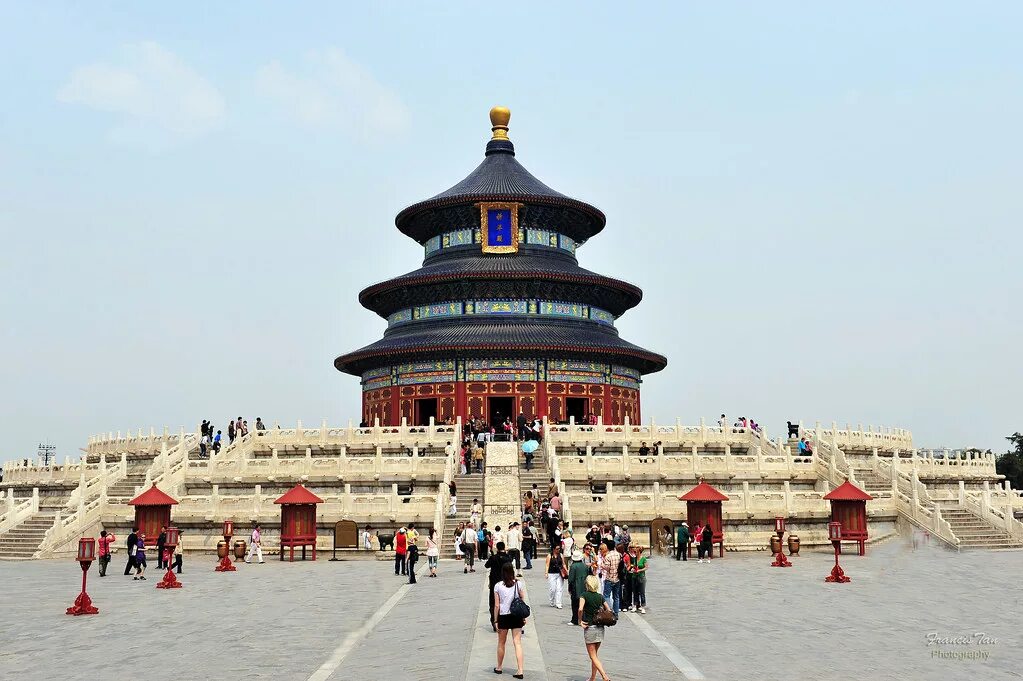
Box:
361, 381, 640, 426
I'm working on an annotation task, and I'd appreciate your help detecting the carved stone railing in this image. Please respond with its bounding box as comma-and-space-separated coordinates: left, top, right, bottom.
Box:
547, 416, 789, 451
554, 444, 816, 482
1, 457, 109, 486
804, 421, 913, 452
193, 450, 448, 483
0, 488, 39, 534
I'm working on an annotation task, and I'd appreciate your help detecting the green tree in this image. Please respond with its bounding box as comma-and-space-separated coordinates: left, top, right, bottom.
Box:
995, 432, 1023, 490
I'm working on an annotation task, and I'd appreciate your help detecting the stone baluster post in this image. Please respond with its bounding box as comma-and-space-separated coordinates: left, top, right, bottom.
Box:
339, 445, 347, 477
692, 444, 699, 476
211, 484, 220, 516
958, 480, 966, 505
699, 417, 706, 446
622, 445, 631, 478
982, 481, 991, 517
253, 484, 262, 517
375, 446, 383, 476
652, 481, 661, 516
342, 483, 352, 515
605, 482, 613, 519
741, 481, 751, 515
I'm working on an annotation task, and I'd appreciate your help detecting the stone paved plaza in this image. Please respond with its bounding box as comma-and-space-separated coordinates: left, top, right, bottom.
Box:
1, 540, 1020, 681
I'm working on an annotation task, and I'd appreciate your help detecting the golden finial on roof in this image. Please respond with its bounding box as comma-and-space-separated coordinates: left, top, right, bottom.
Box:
490, 106, 511, 140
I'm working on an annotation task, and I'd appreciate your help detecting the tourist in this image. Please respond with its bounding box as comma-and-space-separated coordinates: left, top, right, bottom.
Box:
156, 526, 167, 569
448, 479, 457, 517
620, 544, 633, 613
601, 542, 621, 615
406, 523, 419, 573
123, 526, 138, 575
547, 477, 558, 500
632, 546, 647, 613
675, 521, 690, 561
201, 419, 209, 439
394, 528, 408, 576
486, 541, 513, 629
406, 540, 419, 584
639, 441, 650, 460
516, 412, 528, 441
460, 522, 477, 573
596, 542, 608, 594
549, 490, 562, 514
170, 530, 184, 574
506, 522, 523, 575
698, 523, 714, 563
97, 530, 115, 577
562, 529, 575, 565
522, 490, 534, 521
493, 563, 526, 678
548, 519, 564, 554
616, 524, 631, 551
228, 420, 236, 445
690, 522, 703, 560
133, 533, 147, 580
454, 523, 465, 560
255, 417, 266, 435
567, 548, 588, 625
245, 523, 264, 564
478, 521, 491, 560
521, 520, 535, 570
473, 445, 485, 473
363, 525, 373, 551
425, 528, 440, 577
199, 432, 209, 459
213, 430, 222, 455
469, 498, 482, 529
581, 542, 596, 573
586, 524, 601, 547
241, 420, 249, 437
579, 575, 613, 681
545, 543, 566, 608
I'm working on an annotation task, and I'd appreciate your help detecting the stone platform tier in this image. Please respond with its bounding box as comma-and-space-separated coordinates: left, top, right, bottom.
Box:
3, 416, 1021, 560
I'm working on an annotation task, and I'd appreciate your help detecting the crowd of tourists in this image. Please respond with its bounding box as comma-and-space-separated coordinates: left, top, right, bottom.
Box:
93, 525, 185, 580
197, 416, 267, 458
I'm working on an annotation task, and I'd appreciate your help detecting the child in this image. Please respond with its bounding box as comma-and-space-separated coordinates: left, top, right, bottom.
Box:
134, 533, 147, 580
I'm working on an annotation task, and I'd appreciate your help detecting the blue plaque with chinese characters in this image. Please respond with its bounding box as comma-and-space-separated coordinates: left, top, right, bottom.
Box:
479, 201, 521, 253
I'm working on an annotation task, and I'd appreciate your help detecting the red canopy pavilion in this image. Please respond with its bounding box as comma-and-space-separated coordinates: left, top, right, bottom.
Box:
823, 479, 872, 556
128, 484, 178, 551
274, 484, 323, 562
679, 481, 728, 558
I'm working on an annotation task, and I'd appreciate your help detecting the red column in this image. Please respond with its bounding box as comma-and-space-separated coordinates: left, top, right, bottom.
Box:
536, 382, 548, 420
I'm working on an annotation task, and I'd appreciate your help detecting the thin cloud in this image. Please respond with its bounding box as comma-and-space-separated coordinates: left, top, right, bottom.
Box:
57, 41, 226, 142
255, 47, 409, 139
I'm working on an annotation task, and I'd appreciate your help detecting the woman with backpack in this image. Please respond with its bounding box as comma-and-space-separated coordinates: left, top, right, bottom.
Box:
579, 574, 613, 681
493, 563, 526, 678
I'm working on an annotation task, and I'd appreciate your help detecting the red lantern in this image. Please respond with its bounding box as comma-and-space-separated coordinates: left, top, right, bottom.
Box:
77, 537, 96, 563
771, 516, 791, 567
66, 537, 99, 615
156, 526, 183, 589
216, 519, 237, 573
825, 521, 851, 583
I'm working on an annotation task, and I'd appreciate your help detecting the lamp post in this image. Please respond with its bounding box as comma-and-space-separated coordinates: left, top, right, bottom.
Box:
215, 519, 236, 572
825, 521, 851, 583
66, 537, 99, 615
156, 526, 183, 589
771, 516, 792, 567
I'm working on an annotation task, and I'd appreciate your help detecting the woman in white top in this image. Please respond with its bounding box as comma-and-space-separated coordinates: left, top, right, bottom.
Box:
454, 522, 465, 559
493, 563, 526, 678
425, 528, 440, 578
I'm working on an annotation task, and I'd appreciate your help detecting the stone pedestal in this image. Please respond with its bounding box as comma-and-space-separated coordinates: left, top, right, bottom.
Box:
483, 442, 521, 532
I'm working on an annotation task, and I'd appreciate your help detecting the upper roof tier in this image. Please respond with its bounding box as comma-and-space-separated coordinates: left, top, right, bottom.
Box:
395, 107, 606, 244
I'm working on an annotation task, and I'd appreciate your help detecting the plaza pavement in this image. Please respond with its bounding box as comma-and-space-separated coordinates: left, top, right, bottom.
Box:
1, 539, 1020, 681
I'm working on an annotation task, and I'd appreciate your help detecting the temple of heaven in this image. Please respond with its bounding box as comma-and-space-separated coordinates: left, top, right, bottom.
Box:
334, 107, 667, 427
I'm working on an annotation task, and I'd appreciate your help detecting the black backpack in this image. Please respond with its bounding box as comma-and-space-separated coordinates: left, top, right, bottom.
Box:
407, 544, 419, 561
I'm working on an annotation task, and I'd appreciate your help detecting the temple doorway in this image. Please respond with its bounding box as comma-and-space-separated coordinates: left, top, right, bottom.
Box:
566, 397, 589, 424
487, 396, 514, 427
414, 398, 437, 426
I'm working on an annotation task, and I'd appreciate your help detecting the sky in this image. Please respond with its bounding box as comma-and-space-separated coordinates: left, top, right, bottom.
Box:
1, 3, 1020, 463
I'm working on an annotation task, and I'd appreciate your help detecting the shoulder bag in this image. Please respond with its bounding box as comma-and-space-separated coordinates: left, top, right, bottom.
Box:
594, 601, 618, 627
509, 582, 531, 619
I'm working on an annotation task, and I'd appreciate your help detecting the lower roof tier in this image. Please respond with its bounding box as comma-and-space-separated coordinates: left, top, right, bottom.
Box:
358, 252, 643, 317
334, 318, 667, 376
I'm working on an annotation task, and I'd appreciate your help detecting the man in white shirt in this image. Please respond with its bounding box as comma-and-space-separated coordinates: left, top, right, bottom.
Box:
505, 522, 523, 576
459, 524, 477, 573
